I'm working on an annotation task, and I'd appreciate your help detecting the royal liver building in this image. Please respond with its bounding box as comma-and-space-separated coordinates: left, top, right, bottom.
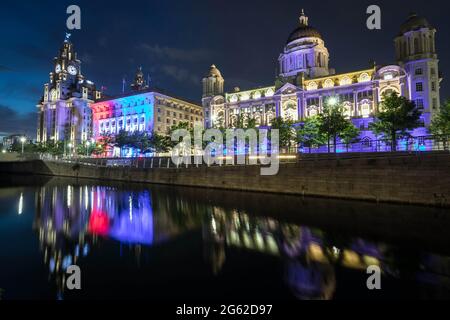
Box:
36, 35, 102, 146
202, 11, 441, 142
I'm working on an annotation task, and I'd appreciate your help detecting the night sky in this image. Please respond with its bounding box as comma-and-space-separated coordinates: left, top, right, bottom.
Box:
0, 0, 449, 137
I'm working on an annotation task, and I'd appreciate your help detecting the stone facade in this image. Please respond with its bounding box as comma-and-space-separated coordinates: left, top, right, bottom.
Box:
36, 35, 102, 146
203, 12, 442, 144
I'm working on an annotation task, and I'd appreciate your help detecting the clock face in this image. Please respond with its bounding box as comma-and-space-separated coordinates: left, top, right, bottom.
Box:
55, 64, 61, 73
68, 65, 77, 75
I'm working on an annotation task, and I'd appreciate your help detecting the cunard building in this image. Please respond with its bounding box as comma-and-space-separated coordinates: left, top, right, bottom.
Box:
202, 11, 442, 143
91, 68, 204, 156
36, 35, 102, 146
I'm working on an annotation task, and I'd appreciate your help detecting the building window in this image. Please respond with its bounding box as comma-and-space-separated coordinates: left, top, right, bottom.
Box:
415, 68, 423, 75
158, 117, 161, 122
433, 98, 438, 110
431, 82, 436, 91
416, 82, 423, 92
362, 137, 372, 148
416, 99, 424, 109
431, 68, 436, 76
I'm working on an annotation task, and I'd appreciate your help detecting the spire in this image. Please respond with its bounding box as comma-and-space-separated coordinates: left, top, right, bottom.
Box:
131, 66, 148, 91
299, 9, 309, 26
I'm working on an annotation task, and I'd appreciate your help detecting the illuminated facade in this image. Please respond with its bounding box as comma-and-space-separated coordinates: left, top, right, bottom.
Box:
36, 35, 102, 146
203, 12, 442, 144
91, 68, 204, 151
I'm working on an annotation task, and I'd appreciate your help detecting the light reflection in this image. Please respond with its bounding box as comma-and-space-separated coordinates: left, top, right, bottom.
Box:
31, 183, 450, 300
18, 192, 24, 215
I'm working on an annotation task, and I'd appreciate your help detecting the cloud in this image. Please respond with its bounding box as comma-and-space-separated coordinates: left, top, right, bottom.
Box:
161, 65, 199, 85
0, 65, 11, 72
0, 104, 36, 138
139, 44, 211, 63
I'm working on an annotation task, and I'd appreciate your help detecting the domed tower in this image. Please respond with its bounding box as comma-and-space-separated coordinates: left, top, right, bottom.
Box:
202, 64, 224, 98
202, 65, 225, 128
395, 13, 441, 124
279, 10, 331, 82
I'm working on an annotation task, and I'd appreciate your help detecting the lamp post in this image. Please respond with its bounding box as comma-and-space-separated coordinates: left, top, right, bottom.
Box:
67, 143, 73, 158
20, 137, 26, 154
86, 141, 91, 157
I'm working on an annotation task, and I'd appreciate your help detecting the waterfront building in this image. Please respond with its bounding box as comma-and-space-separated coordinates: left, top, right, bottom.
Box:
91, 68, 204, 156
36, 34, 102, 147
202, 11, 442, 146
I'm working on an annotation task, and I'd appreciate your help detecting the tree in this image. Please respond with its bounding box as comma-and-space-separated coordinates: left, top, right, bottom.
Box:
296, 116, 326, 153
370, 92, 422, 151
115, 130, 133, 155
148, 131, 171, 154
340, 124, 360, 152
430, 100, 450, 149
97, 133, 115, 157
270, 116, 296, 153
318, 103, 353, 153
130, 131, 150, 155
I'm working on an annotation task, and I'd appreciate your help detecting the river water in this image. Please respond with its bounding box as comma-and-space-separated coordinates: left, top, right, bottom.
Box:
0, 175, 449, 300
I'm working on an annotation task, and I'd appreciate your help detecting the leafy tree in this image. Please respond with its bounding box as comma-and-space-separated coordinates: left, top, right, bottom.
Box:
43, 141, 65, 156
430, 100, 450, 149
115, 130, 133, 154
296, 116, 326, 153
97, 134, 115, 157
270, 116, 296, 152
369, 92, 422, 151
76, 142, 96, 157
318, 103, 353, 153
148, 131, 171, 154
340, 124, 360, 152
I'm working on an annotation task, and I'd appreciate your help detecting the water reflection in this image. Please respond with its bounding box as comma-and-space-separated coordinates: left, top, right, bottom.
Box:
31, 183, 450, 300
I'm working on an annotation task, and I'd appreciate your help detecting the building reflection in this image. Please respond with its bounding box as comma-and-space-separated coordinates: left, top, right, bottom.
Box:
203, 207, 450, 300
32, 184, 450, 300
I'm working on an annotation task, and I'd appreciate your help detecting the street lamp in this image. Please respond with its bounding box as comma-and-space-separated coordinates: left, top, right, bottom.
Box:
86, 141, 91, 157
20, 137, 26, 154
67, 143, 73, 157
327, 97, 338, 107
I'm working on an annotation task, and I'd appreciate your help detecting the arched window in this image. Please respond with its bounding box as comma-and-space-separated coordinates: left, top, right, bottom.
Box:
323, 79, 334, 88
362, 137, 372, 148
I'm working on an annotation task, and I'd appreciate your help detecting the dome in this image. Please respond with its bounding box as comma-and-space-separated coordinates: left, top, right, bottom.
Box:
399, 13, 433, 34
287, 10, 322, 44
207, 64, 222, 78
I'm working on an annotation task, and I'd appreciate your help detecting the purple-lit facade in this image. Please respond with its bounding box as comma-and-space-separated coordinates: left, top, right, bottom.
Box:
203, 12, 442, 149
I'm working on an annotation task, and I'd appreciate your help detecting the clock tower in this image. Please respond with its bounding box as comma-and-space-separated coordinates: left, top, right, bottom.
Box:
37, 34, 102, 147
